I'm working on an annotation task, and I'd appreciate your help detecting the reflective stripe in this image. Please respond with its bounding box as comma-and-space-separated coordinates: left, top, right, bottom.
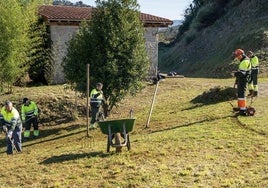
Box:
240, 70, 251, 75
238, 98, 246, 110
25, 110, 35, 117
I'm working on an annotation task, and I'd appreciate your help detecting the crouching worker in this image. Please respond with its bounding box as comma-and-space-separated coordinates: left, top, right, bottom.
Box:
21, 98, 39, 139
0, 101, 22, 155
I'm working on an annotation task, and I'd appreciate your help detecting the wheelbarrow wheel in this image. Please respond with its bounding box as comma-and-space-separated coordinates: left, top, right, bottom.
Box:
127, 134, 131, 150
115, 133, 122, 153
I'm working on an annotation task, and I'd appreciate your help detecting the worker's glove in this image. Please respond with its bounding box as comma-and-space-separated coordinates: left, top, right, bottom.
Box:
7, 130, 13, 139
2, 126, 8, 133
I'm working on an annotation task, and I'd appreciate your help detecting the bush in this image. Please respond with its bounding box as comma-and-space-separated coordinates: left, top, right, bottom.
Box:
194, 2, 225, 30
184, 30, 197, 45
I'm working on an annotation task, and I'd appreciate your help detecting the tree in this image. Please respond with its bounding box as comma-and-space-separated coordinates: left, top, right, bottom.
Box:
53, 0, 89, 6
0, 0, 47, 91
27, 17, 53, 85
53, 0, 73, 6
0, 0, 30, 91
63, 0, 149, 115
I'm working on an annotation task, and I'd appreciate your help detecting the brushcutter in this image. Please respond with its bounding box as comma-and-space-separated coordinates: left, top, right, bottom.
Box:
227, 96, 256, 116
246, 97, 256, 116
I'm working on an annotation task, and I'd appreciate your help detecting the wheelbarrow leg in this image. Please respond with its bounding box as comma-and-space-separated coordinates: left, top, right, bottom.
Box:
107, 125, 112, 152
107, 136, 111, 152
126, 134, 131, 150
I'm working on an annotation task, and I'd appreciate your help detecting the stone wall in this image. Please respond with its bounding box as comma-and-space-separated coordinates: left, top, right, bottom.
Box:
49, 25, 158, 84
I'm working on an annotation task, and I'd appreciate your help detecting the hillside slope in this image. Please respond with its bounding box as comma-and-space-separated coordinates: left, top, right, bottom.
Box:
0, 78, 267, 187
159, 0, 268, 78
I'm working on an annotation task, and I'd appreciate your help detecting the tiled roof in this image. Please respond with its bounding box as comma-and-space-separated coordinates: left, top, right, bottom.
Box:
39, 5, 93, 21
39, 5, 173, 27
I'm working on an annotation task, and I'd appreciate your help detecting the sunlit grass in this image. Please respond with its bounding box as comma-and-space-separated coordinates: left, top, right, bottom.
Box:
0, 78, 267, 187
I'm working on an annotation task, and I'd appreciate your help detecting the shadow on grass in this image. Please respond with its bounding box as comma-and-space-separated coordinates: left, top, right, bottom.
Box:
0, 128, 85, 154
40, 151, 111, 164
149, 115, 235, 134
150, 114, 267, 138
21, 123, 83, 144
182, 86, 237, 111
22, 130, 85, 149
0, 123, 83, 153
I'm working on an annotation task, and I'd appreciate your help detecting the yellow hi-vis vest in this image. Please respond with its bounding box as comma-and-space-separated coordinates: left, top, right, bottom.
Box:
90, 89, 103, 107
21, 101, 38, 121
239, 58, 251, 75
250, 56, 259, 69
0, 106, 22, 131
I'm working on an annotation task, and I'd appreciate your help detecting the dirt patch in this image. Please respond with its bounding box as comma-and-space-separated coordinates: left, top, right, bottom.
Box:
258, 82, 268, 97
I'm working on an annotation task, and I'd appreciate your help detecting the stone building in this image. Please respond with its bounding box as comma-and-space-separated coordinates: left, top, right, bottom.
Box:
39, 5, 173, 84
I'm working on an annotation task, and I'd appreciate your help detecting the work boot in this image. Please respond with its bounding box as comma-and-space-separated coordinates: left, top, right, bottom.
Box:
253, 91, 258, 97
33, 130, 39, 138
239, 110, 247, 116
247, 90, 253, 97
89, 124, 96, 129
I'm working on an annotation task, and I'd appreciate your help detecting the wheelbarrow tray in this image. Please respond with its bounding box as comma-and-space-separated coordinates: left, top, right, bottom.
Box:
98, 118, 136, 135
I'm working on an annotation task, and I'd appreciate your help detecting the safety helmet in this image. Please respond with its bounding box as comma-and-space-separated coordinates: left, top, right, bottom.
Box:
234, 49, 244, 57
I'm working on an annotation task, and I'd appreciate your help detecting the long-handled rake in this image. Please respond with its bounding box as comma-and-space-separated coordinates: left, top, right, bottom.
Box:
9, 137, 19, 153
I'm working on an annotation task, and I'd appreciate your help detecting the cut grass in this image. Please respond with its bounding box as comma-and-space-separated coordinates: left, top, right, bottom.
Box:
0, 77, 267, 187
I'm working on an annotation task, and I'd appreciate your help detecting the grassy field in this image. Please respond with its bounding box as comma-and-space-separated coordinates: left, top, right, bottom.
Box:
0, 77, 267, 187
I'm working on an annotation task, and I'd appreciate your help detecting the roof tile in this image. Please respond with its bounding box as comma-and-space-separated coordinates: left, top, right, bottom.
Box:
39, 5, 173, 26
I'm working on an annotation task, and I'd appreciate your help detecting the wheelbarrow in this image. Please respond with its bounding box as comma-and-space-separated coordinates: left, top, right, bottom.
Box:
98, 118, 136, 152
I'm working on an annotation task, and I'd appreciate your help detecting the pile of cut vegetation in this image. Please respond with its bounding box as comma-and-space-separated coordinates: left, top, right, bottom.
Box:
191, 86, 237, 105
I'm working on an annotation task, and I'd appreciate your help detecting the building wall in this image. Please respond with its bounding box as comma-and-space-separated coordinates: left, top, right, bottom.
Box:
144, 27, 159, 77
49, 25, 158, 84
50, 25, 79, 84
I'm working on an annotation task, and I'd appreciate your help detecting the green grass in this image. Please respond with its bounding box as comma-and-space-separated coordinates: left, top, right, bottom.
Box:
0, 78, 267, 187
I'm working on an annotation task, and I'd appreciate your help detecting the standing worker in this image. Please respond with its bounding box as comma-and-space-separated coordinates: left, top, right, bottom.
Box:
0, 101, 23, 155
233, 49, 252, 116
90, 82, 104, 129
21, 98, 39, 139
247, 51, 259, 97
